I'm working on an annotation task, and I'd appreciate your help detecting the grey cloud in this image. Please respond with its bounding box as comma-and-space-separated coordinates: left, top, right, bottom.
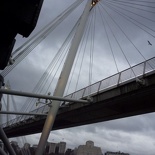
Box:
1, 1, 155, 155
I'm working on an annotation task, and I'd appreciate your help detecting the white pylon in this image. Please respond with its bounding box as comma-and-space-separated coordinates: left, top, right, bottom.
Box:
35, 1, 93, 155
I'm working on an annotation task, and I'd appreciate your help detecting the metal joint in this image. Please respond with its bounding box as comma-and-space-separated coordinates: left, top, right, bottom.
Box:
87, 96, 93, 103
136, 78, 145, 86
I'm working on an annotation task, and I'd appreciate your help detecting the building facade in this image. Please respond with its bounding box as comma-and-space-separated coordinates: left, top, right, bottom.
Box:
47, 142, 57, 154
105, 151, 129, 155
57, 142, 66, 154
75, 141, 103, 155
46, 141, 66, 154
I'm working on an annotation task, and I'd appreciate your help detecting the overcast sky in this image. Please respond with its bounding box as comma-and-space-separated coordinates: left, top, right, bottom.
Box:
1, 0, 155, 155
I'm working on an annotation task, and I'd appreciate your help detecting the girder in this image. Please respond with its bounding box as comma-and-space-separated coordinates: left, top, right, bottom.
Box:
2, 71, 155, 138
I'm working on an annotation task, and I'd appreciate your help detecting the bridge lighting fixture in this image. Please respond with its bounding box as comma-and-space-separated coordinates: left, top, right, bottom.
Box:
36, 98, 52, 107
91, 0, 100, 7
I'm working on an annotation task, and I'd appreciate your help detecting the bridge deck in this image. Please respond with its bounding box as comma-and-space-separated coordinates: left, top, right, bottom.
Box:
3, 71, 155, 138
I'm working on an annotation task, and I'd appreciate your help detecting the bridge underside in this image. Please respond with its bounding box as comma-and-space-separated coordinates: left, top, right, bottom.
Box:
3, 73, 155, 138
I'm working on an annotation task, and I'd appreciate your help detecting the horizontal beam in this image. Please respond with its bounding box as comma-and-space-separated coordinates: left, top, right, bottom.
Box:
0, 89, 89, 103
0, 111, 47, 116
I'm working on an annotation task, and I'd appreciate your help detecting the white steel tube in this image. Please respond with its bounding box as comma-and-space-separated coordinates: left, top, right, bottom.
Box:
35, 1, 92, 155
0, 89, 88, 103
7, 94, 9, 126
0, 111, 47, 116
6, 83, 10, 126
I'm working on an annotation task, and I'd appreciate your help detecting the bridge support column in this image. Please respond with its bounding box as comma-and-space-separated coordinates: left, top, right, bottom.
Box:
0, 75, 4, 126
0, 75, 4, 112
0, 127, 16, 155
35, 1, 92, 155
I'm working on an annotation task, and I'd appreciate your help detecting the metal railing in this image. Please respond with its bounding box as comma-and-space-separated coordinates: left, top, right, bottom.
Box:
2, 57, 155, 128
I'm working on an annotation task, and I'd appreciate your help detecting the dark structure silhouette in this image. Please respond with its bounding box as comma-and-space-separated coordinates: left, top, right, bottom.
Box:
0, 0, 44, 69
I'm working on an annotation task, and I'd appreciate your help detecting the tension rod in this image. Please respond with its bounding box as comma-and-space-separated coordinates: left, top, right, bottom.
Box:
0, 89, 90, 103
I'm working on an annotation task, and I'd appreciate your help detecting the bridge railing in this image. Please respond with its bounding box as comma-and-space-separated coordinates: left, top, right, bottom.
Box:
2, 57, 155, 128
65, 57, 155, 100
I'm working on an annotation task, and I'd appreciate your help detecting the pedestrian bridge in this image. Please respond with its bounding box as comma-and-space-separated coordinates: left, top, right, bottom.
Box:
2, 57, 155, 138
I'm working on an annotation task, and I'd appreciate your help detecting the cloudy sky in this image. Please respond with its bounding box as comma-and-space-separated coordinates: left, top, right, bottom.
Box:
1, 0, 155, 155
